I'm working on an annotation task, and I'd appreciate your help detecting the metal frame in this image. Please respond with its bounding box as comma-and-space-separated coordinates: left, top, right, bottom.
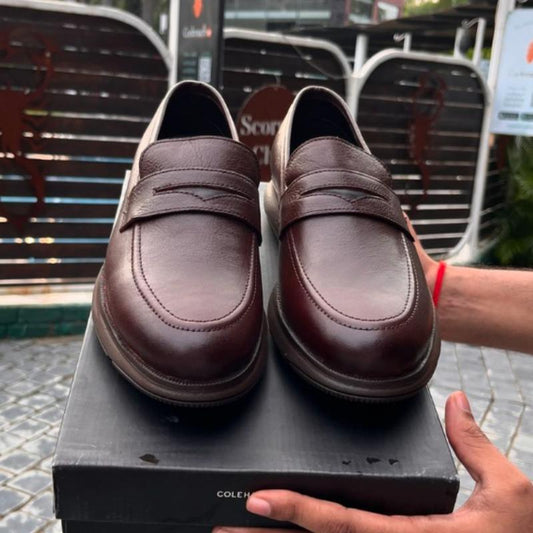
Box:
349, 49, 492, 263
0, 0, 172, 69
223, 27, 352, 98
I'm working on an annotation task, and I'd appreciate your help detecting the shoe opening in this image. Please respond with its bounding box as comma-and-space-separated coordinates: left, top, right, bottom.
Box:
289, 89, 359, 153
158, 83, 233, 140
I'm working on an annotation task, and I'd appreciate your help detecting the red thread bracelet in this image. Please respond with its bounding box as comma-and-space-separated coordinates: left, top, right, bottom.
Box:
432, 261, 447, 307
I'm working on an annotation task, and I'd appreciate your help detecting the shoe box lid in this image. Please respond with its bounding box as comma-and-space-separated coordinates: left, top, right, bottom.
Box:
53, 190, 458, 531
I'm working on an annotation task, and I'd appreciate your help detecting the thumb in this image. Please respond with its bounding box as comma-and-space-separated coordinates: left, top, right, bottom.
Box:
445, 391, 508, 484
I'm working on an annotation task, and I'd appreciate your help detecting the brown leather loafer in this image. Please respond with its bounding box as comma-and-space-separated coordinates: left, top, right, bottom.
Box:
265, 86, 440, 401
93, 81, 267, 406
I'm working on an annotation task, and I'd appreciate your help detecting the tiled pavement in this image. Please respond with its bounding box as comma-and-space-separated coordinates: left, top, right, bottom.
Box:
0, 337, 532, 531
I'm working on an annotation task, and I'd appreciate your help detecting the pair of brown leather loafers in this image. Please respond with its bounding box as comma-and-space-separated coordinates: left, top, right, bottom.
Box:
92, 81, 440, 407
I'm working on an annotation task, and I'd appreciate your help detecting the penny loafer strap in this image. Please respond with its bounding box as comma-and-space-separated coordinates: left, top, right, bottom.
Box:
120, 168, 261, 238
280, 170, 411, 238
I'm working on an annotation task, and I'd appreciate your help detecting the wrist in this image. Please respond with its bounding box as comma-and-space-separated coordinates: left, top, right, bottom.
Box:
424, 258, 441, 294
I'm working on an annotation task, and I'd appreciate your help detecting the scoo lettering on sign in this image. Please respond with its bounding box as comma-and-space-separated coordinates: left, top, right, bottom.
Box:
236, 86, 294, 180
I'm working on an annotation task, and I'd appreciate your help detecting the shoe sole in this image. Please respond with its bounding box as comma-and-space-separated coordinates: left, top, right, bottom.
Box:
268, 288, 440, 402
264, 181, 440, 402
92, 274, 268, 407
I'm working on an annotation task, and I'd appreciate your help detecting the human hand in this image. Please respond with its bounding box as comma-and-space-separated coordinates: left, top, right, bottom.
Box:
214, 392, 533, 533
403, 212, 440, 292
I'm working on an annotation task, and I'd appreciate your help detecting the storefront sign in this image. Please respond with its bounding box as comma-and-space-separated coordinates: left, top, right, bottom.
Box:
174, 0, 224, 87
237, 86, 294, 181
490, 9, 533, 136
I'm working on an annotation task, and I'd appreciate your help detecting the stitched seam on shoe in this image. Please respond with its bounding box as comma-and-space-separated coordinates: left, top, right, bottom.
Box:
154, 190, 253, 204
287, 230, 419, 330
143, 167, 258, 188
304, 192, 376, 205
131, 226, 259, 332
138, 224, 255, 323
286, 168, 387, 192
101, 276, 260, 385
129, 204, 258, 230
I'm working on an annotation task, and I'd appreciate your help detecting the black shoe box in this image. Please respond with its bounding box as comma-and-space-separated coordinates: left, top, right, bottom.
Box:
53, 197, 458, 532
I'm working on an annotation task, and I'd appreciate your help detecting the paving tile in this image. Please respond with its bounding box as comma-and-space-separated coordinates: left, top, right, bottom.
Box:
0, 451, 40, 474
4, 379, 42, 396
46, 384, 70, 401
0, 470, 9, 484
38, 457, 52, 474
0, 368, 25, 386
34, 407, 64, 425
0, 510, 47, 532
42, 521, 62, 532
0, 486, 30, 515
481, 401, 523, 455
8, 419, 50, 440
21, 436, 57, 460
0, 404, 33, 428
0, 432, 25, 456
8, 470, 52, 495
0, 393, 14, 409
18, 394, 57, 412
454, 489, 471, 509
21, 491, 54, 521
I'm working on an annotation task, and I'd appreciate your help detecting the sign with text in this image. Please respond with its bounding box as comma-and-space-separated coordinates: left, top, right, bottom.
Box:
490, 9, 533, 136
175, 0, 224, 87
237, 86, 294, 181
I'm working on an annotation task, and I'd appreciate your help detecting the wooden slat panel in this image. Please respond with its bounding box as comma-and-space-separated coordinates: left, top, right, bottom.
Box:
0, 242, 106, 258
40, 116, 149, 137
0, 66, 167, 99
0, 4, 168, 283
2, 47, 167, 77
0, 261, 101, 282
0, 159, 129, 178
222, 69, 346, 95
413, 221, 468, 235
31, 92, 159, 116
1, 201, 118, 218
0, 179, 122, 199
373, 145, 479, 163
0, 20, 160, 56
402, 206, 470, 219
361, 129, 480, 148
397, 191, 472, 204
223, 45, 346, 78
358, 111, 482, 133
0, 8, 140, 33
8, 137, 139, 159
0, 221, 112, 239
359, 83, 484, 106
417, 236, 464, 249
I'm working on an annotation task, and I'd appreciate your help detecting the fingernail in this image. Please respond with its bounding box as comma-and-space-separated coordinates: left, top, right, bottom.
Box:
246, 496, 272, 517
455, 391, 471, 413
212, 528, 230, 533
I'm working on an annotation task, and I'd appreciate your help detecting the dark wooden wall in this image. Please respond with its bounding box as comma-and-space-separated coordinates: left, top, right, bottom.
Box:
0, 5, 168, 284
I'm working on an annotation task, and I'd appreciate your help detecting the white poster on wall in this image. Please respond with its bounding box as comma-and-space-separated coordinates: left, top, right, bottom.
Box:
490, 9, 533, 136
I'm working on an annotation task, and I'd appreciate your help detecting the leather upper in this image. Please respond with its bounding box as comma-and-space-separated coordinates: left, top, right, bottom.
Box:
99, 83, 263, 384
270, 87, 435, 380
